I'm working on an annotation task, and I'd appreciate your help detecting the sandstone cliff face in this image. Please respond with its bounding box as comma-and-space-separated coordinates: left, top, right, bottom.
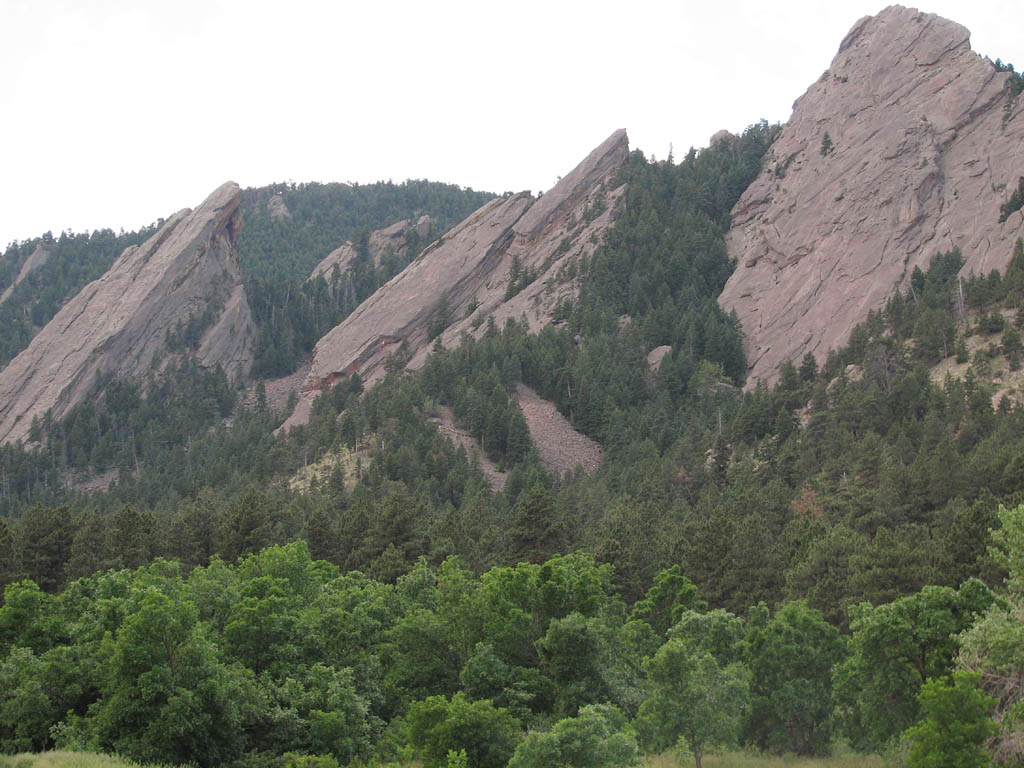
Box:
720, 5, 1024, 386
0, 182, 255, 444
283, 130, 629, 429
309, 215, 434, 282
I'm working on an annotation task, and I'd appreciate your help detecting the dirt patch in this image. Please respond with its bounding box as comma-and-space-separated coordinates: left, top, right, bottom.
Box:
515, 383, 602, 477
430, 406, 507, 492
929, 309, 1024, 409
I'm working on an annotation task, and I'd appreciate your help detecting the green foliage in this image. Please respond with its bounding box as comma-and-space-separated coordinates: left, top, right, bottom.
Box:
994, 58, 1024, 96
240, 181, 493, 377
904, 672, 996, 768
631, 566, 704, 638
406, 692, 521, 768
91, 590, 244, 767
744, 601, 846, 756
957, 503, 1024, 764
998, 177, 1024, 224
637, 638, 750, 768
236, 180, 493, 284
508, 704, 638, 768
834, 581, 995, 752
668, 609, 747, 668
9, 122, 1024, 768
991, 502, 1024, 594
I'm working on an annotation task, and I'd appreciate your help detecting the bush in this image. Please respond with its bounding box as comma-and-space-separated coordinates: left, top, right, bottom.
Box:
507, 704, 638, 768
904, 671, 996, 768
406, 693, 521, 768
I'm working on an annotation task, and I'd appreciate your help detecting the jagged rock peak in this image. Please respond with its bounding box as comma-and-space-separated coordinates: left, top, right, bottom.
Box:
719, 5, 1024, 386
281, 130, 629, 430
0, 181, 256, 445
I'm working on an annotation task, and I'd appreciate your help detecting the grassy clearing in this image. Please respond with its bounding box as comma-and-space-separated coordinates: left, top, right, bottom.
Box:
643, 749, 884, 768
0, 749, 885, 768
0, 753, 159, 768
288, 441, 371, 493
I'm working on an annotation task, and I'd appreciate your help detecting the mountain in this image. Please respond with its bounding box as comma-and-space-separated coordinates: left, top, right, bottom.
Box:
0, 182, 255, 444
7, 10, 1024, 766
282, 129, 630, 428
720, 5, 1024, 385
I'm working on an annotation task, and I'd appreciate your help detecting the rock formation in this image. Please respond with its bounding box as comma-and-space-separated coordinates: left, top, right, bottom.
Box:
0, 182, 255, 444
282, 129, 629, 429
266, 194, 292, 222
309, 215, 434, 282
0, 244, 50, 305
720, 5, 1024, 386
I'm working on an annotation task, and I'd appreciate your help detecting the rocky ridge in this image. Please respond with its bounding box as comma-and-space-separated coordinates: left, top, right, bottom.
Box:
0, 182, 255, 444
283, 130, 630, 429
308, 215, 434, 282
720, 5, 1024, 386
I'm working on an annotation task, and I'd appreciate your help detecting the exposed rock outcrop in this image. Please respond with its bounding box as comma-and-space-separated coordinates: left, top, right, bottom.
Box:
283, 130, 629, 429
0, 182, 255, 444
267, 194, 292, 222
309, 215, 434, 282
720, 5, 1024, 386
0, 245, 50, 305
647, 345, 672, 372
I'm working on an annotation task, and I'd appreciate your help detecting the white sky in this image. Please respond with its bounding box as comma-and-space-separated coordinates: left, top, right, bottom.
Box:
1, 0, 1020, 249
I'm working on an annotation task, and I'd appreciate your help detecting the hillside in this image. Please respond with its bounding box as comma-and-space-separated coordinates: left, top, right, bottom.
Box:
5, 6, 1024, 767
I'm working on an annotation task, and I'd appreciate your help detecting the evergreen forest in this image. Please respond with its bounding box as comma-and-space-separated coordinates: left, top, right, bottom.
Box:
3, 125, 1024, 768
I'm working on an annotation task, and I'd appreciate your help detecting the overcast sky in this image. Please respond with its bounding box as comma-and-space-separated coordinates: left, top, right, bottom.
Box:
1, 0, 1020, 249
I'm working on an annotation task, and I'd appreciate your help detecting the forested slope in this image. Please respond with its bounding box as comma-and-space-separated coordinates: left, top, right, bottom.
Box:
4, 117, 1024, 767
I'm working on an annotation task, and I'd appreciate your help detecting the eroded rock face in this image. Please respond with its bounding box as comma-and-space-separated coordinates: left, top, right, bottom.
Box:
267, 194, 292, 222
720, 5, 1024, 386
309, 215, 434, 282
283, 130, 629, 429
0, 182, 255, 444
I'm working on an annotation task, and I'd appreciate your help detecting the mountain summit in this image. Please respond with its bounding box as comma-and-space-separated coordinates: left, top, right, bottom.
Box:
720, 5, 1024, 385
0, 182, 255, 444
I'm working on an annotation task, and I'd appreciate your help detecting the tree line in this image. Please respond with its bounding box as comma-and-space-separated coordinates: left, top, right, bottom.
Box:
2, 504, 1022, 767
